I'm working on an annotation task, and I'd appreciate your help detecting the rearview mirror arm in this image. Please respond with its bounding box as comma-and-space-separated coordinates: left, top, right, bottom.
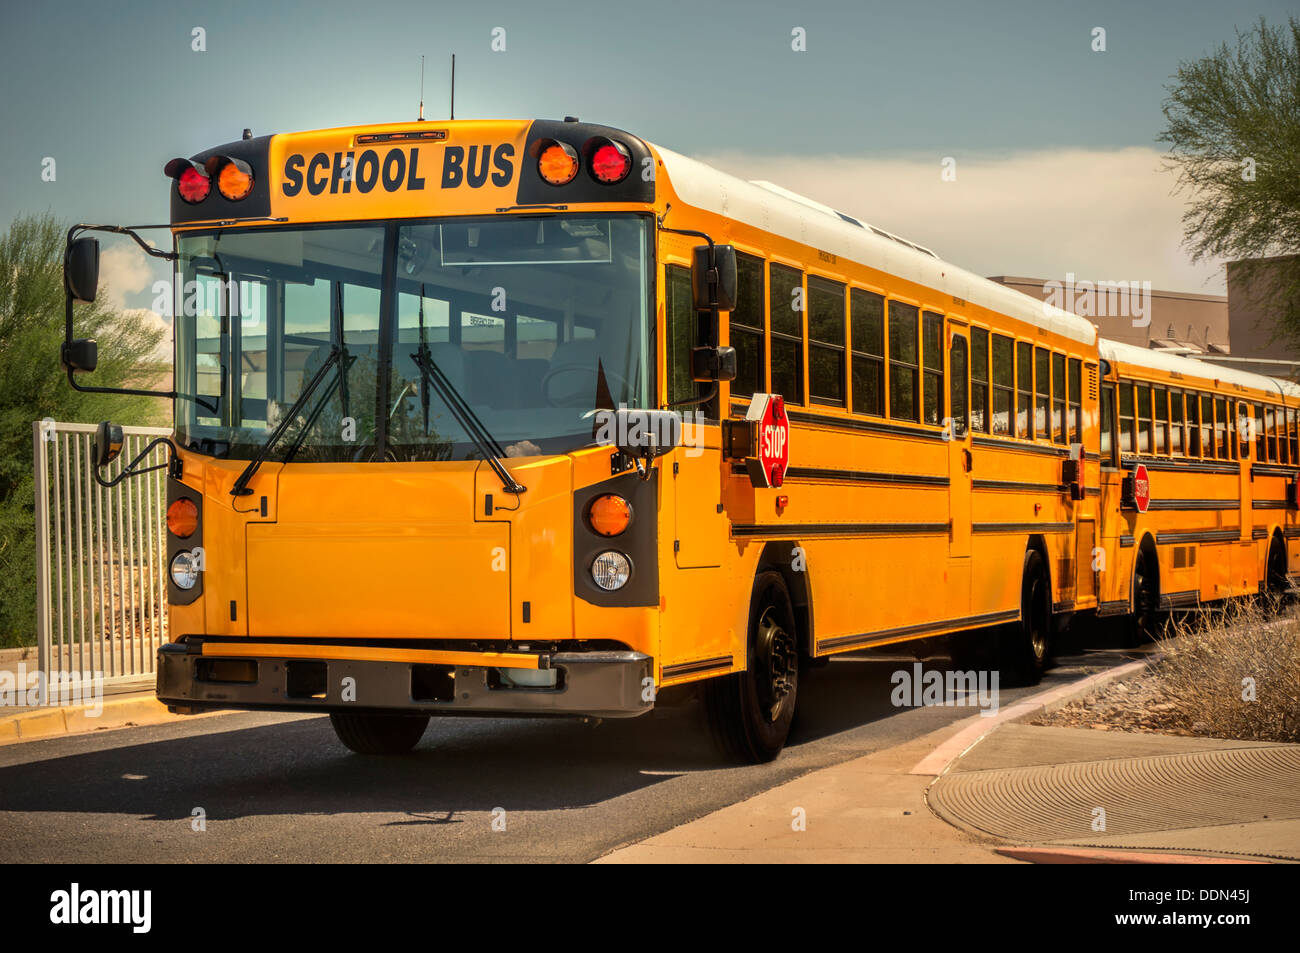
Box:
93, 436, 180, 489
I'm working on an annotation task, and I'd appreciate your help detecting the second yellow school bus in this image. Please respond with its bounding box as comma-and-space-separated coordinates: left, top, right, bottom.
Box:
60, 118, 1297, 762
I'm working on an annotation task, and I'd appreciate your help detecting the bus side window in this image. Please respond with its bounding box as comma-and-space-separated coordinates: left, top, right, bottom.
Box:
808, 276, 846, 407
1034, 347, 1049, 440
1267, 406, 1278, 462
1170, 390, 1184, 455
922, 311, 944, 426
1158, 387, 1172, 455
971, 328, 990, 433
1016, 341, 1032, 438
729, 253, 765, 399
1237, 401, 1250, 459
949, 333, 969, 437
1187, 394, 1201, 457
850, 289, 884, 417
1100, 382, 1115, 465
1289, 409, 1298, 463
1200, 395, 1214, 459
665, 264, 697, 406
888, 300, 920, 422
1255, 403, 1266, 461
1068, 358, 1082, 444
1203, 396, 1212, 458
1052, 351, 1066, 445
1118, 381, 1134, 454
991, 334, 1013, 436
769, 264, 805, 406
1136, 383, 1152, 455
1215, 397, 1228, 459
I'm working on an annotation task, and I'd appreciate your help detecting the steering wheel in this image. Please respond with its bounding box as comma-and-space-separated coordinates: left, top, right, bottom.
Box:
541, 365, 628, 408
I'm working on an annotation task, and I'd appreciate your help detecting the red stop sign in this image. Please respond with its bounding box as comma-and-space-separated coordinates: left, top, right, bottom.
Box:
746, 393, 791, 488
1132, 463, 1150, 514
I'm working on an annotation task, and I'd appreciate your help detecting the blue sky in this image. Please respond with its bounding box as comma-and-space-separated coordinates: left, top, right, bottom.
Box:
1, 0, 1293, 305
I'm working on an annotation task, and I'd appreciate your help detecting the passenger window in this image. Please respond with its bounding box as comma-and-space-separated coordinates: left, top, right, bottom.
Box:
1136, 384, 1152, 454
729, 253, 765, 399
850, 289, 884, 416
1068, 358, 1083, 445
1267, 406, 1278, 462
1052, 352, 1066, 445
1154, 387, 1169, 455
1214, 397, 1228, 459
1034, 347, 1049, 440
1016, 341, 1032, 438
1255, 403, 1266, 461
950, 335, 969, 437
1237, 402, 1251, 459
1200, 395, 1214, 459
1100, 383, 1115, 464
991, 334, 1013, 436
1170, 390, 1184, 455
922, 311, 945, 426
769, 264, 804, 406
1188, 395, 1202, 457
1118, 382, 1134, 454
888, 301, 920, 422
1289, 409, 1298, 463
971, 328, 990, 433
808, 276, 846, 406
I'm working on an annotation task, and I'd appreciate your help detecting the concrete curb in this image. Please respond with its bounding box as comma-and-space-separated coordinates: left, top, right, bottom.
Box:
0, 693, 222, 745
909, 657, 1155, 776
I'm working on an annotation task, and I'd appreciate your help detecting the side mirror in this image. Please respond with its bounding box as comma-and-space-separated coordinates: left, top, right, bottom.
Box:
94, 421, 124, 468
598, 407, 682, 459
61, 338, 98, 373
691, 244, 737, 313
65, 237, 100, 303
692, 345, 737, 383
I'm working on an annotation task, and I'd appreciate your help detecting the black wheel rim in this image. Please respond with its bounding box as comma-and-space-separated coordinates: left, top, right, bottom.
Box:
754, 605, 797, 723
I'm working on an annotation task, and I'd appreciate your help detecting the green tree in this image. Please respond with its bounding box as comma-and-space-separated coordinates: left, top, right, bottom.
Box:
1160, 17, 1300, 347
0, 213, 168, 646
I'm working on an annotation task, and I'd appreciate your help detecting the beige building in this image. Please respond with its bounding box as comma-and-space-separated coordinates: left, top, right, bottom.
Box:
986, 275, 1229, 354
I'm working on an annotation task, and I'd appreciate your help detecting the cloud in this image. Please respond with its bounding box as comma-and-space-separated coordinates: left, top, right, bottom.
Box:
693, 147, 1226, 295
122, 307, 173, 362
97, 241, 155, 311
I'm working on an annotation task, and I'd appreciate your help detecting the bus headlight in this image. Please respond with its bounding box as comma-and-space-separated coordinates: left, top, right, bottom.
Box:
170, 550, 201, 590
591, 551, 631, 591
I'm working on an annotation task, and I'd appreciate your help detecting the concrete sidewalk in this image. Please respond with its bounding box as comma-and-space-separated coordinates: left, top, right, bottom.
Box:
597, 663, 1299, 864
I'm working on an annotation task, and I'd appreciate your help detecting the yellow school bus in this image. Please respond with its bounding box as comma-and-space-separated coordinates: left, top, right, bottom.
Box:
1093, 339, 1300, 633
59, 118, 1295, 762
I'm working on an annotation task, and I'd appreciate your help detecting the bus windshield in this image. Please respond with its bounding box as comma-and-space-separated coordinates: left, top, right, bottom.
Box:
174, 214, 653, 462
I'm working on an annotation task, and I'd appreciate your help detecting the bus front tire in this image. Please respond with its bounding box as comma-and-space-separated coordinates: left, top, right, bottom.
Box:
996, 549, 1052, 686
704, 571, 799, 764
329, 712, 430, 755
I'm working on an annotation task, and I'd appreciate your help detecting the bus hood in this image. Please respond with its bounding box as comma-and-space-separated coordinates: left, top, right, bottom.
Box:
243, 459, 519, 641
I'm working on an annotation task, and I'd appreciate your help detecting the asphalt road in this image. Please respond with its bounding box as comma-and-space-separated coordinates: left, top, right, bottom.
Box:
0, 634, 1153, 863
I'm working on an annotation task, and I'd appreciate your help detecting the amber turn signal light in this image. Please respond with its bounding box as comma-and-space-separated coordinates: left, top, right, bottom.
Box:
167, 498, 199, 538
587, 494, 631, 537
537, 141, 579, 185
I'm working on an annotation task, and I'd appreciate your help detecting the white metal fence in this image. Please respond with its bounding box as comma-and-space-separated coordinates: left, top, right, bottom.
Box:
32, 421, 171, 696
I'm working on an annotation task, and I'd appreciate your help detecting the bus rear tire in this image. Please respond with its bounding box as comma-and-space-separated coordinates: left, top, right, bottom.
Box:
329, 712, 430, 755
704, 571, 799, 764
995, 549, 1052, 686
1266, 536, 1288, 605
1125, 547, 1159, 645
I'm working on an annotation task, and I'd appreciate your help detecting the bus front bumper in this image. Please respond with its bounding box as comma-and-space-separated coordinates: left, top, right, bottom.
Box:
157, 641, 654, 719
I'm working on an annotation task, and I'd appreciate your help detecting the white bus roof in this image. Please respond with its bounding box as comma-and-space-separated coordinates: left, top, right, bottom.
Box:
653, 146, 1098, 347
1099, 337, 1300, 398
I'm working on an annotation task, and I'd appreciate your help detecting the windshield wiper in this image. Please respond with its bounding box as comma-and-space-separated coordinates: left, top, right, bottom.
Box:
410, 343, 526, 495
229, 345, 348, 497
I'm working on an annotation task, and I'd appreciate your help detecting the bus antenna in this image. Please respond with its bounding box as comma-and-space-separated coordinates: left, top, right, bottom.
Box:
450, 53, 455, 120
418, 55, 425, 121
